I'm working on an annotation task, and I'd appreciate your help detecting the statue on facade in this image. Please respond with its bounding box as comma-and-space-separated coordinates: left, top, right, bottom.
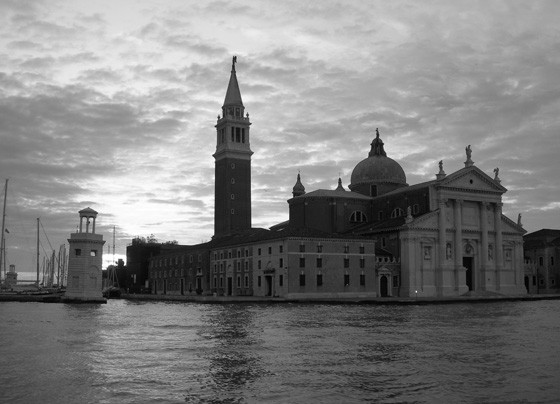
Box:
494, 167, 500, 182
446, 243, 452, 260
517, 213, 522, 227
465, 145, 474, 167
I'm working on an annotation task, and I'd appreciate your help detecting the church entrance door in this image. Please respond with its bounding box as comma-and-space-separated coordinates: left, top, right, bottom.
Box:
463, 257, 474, 291
380, 275, 389, 297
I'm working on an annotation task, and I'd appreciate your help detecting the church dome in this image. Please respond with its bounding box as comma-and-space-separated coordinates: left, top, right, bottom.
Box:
350, 129, 407, 195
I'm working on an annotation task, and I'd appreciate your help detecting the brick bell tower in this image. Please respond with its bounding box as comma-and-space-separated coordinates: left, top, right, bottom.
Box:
213, 56, 253, 238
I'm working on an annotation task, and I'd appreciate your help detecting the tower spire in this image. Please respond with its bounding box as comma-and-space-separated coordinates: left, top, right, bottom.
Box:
223, 55, 243, 110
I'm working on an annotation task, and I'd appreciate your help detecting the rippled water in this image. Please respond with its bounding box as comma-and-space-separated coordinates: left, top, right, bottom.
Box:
1, 300, 559, 404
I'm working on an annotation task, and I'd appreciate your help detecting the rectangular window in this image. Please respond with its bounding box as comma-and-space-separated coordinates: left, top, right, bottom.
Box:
299, 273, 306, 286
317, 274, 323, 286
539, 257, 544, 266
268, 246, 272, 254
279, 275, 283, 287
258, 276, 262, 287
299, 244, 305, 252
237, 276, 241, 287
317, 244, 323, 253
533, 276, 536, 286
244, 275, 249, 287
378, 211, 384, 220
344, 258, 349, 268
360, 273, 365, 286
344, 274, 350, 286
279, 258, 283, 268
258, 260, 261, 269
316, 258, 322, 268
551, 257, 555, 266
359, 245, 365, 254
236, 127, 241, 142
245, 261, 249, 271
393, 275, 400, 287
299, 258, 305, 268
231, 127, 234, 141
75, 249, 81, 256
242, 128, 245, 143
213, 277, 216, 287
360, 258, 365, 268
258, 248, 261, 255
344, 245, 349, 253
279, 245, 283, 253
245, 249, 249, 257
90, 250, 97, 257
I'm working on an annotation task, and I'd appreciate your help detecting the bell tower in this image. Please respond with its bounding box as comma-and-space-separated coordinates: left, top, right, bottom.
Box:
213, 56, 253, 237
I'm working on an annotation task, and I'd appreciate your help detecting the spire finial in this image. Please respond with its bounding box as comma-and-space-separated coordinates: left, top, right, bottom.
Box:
292, 171, 305, 197
336, 177, 345, 191
376, 128, 380, 138
232, 55, 237, 72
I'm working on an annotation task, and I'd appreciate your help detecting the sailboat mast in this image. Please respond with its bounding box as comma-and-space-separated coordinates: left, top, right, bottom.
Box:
36, 218, 40, 287
0, 179, 8, 282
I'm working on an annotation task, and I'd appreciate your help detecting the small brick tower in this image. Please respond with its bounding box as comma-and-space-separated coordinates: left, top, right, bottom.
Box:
63, 207, 106, 303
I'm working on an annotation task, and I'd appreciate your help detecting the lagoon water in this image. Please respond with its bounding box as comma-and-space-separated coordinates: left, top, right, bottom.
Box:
1, 300, 559, 404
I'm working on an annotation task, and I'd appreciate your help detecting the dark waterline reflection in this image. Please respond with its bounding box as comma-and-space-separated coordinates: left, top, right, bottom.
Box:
1, 300, 559, 404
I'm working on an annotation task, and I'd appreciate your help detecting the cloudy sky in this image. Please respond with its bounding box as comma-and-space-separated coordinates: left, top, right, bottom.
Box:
1, 0, 559, 278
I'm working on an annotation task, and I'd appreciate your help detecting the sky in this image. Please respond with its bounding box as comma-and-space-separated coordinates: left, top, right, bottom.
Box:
1, 0, 559, 279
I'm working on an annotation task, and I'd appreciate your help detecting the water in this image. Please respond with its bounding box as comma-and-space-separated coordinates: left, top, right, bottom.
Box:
1, 300, 559, 404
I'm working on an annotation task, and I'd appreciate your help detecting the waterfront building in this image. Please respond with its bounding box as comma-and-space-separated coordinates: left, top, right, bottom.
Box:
523, 229, 560, 294
145, 57, 527, 299
149, 243, 210, 295
291, 134, 527, 297
64, 208, 106, 302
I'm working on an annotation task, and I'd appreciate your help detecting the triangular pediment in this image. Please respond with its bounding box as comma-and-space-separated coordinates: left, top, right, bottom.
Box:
436, 166, 506, 194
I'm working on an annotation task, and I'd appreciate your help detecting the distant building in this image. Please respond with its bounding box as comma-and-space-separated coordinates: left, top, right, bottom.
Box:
64, 208, 106, 303
126, 238, 186, 293
5, 264, 17, 288
146, 57, 527, 299
149, 243, 210, 295
523, 229, 560, 294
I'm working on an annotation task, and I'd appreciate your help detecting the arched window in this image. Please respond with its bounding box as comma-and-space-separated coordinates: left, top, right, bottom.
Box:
391, 208, 404, 218
350, 211, 368, 223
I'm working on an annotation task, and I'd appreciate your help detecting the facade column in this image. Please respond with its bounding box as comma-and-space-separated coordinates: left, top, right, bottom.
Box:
480, 202, 489, 290
494, 202, 504, 290
454, 199, 463, 290
438, 199, 447, 294
79, 217, 83, 233
92, 217, 96, 234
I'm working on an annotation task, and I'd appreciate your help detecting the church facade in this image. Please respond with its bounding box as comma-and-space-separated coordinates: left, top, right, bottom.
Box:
147, 57, 527, 299
290, 132, 527, 297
